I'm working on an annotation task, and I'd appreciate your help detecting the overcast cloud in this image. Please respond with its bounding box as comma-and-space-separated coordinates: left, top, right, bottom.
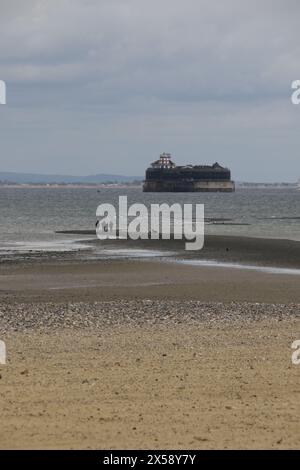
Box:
0, 0, 300, 181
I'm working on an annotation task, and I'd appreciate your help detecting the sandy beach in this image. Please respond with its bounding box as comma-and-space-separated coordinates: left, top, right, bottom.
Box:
0, 312, 299, 449
0, 235, 300, 449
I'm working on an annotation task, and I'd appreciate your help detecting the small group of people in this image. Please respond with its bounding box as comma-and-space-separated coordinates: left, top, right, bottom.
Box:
95, 219, 114, 233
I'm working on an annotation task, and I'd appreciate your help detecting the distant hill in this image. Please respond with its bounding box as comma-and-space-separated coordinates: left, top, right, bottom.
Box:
236, 181, 297, 188
0, 172, 142, 184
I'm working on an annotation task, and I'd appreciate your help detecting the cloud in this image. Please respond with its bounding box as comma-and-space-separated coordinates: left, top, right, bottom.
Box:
0, 0, 300, 180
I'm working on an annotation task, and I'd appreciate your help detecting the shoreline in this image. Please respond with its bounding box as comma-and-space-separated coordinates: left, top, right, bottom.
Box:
1, 233, 300, 270
1, 234, 300, 449
1, 233, 300, 305
1, 257, 300, 304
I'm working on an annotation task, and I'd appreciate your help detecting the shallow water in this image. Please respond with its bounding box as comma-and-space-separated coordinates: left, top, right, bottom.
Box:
0, 187, 300, 259
171, 258, 300, 276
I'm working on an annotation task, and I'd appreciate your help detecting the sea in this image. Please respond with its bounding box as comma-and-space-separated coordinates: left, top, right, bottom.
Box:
0, 187, 300, 261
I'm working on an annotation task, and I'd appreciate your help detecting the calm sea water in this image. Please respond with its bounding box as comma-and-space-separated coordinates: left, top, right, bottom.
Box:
0, 187, 300, 258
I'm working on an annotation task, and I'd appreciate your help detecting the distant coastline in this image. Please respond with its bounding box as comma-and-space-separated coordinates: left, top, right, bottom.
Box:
0, 181, 297, 189
236, 182, 297, 188
0, 171, 298, 189
0, 171, 142, 185
0, 182, 142, 189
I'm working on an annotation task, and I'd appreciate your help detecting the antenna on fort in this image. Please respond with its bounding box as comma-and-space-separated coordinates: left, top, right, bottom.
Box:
159, 152, 173, 168
149, 153, 176, 170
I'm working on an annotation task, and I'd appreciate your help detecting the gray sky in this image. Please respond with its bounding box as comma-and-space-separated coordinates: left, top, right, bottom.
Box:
1, 0, 300, 181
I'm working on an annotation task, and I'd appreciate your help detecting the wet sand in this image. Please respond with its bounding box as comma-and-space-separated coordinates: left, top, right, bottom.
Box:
56, 233, 300, 268
0, 235, 300, 449
1, 258, 300, 304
